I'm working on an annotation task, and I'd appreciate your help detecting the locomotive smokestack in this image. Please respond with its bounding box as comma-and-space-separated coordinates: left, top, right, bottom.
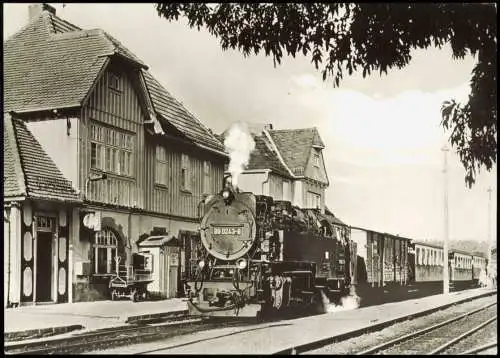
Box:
224, 122, 255, 187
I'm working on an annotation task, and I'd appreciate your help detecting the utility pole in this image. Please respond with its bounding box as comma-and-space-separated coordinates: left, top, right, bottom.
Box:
442, 145, 450, 294
487, 187, 492, 265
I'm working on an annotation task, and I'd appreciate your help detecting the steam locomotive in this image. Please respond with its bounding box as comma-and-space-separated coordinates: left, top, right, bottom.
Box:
185, 180, 355, 318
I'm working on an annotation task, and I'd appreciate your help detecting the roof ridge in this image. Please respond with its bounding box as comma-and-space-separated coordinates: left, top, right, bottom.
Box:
101, 31, 146, 66
4, 10, 48, 45
262, 129, 295, 177
270, 127, 315, 132
143, 69, 223, 149
48, 11, 83, 32
48, 28, 104, 40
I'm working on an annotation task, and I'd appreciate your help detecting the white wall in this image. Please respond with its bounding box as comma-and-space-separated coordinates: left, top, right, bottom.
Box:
236, 172, 269, 196
293, 180, 303, 207
26, 118, 79, 190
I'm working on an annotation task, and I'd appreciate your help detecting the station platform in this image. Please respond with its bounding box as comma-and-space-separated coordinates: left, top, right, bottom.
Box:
94, 287, 497, 355
4, 298, 188, 342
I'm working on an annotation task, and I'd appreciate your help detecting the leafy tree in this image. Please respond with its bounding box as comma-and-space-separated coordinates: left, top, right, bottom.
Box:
155, 3, 497, 187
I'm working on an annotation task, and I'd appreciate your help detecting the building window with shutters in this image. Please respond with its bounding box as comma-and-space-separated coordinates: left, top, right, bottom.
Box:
155, 145, 168, 187
90, 122, 134, 177
181, 153, 191, 192
93, 229, 121, 275
203, 161, 211, 194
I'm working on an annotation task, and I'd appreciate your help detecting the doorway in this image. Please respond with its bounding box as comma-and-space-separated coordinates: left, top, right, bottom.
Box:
36, 231, 53, 302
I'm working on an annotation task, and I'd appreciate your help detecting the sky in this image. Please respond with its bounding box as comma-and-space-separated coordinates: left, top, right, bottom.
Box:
3, 3, 497, 244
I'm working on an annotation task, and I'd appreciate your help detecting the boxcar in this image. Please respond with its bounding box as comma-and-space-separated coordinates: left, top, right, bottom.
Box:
350, 227, 410, 289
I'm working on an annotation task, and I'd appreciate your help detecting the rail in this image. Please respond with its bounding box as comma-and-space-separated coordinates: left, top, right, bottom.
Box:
356, 302, 497, 355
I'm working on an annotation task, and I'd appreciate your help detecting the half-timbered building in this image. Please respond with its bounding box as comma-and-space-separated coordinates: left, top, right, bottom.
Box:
4, 4, 228, 304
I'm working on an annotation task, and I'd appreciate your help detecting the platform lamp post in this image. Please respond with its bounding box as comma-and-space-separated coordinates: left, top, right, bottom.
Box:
442, 145, 450, 295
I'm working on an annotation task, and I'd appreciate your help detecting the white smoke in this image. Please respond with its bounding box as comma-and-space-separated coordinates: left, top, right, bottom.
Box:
224, 122, 256, 187
321, 290, 361, 313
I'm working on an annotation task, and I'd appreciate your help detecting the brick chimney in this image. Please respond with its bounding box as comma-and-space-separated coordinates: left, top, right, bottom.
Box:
28, 3, 56, 21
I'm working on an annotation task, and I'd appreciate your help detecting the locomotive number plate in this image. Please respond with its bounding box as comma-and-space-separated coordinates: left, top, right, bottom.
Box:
212, 227, 242, 236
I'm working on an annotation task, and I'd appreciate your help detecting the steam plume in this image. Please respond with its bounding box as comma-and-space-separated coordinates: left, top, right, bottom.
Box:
224, 122, 255, 187
321, 289, 361, 313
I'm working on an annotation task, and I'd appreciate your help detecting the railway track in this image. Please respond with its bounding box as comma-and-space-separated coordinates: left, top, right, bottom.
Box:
356, 302, 497, 355
4, 315, 254, 355
461, 341, 497, 355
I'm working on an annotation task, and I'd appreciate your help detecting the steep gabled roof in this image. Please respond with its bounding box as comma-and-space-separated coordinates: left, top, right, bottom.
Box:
268, 128, 324, 176
3, 10, 146, 113
218, 128, 292, 177
3, 113, 81, 203
4, 8, 225, 155
246, 134, 292, 177
142, 70, 225, 153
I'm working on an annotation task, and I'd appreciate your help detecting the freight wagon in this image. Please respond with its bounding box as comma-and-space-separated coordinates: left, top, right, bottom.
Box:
350, 227, 410, 304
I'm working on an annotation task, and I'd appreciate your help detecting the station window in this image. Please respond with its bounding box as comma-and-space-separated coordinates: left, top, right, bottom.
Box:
90, 123, 134, 177
416, 247, 420, 265
93, 229, 121, 275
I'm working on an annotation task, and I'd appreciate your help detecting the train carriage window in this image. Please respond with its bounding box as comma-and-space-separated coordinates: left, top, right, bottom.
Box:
416, 248, 420, 264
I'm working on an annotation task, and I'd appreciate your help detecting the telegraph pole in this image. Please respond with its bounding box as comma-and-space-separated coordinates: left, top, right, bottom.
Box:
487, 187, 492, 264
442, 145, 450, 294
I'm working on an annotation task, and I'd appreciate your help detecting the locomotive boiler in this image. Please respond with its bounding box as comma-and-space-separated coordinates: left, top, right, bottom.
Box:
185, 181, 355, 318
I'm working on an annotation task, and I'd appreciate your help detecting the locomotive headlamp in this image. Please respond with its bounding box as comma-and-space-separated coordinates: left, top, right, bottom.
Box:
222, 188, 235, 205
236, 258, 247, 270
198, 259, 206, 269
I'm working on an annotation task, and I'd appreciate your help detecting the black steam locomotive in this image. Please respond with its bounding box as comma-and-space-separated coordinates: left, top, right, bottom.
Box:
185, 181, 355, 318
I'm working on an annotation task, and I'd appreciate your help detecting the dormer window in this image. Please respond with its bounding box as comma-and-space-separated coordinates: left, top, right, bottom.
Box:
108, 72, 121, 92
